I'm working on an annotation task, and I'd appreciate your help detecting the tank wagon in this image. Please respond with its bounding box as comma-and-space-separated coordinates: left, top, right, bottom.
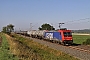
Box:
27, 30, 47, 39
15, 31, 29, 36
27, 29, 73, 45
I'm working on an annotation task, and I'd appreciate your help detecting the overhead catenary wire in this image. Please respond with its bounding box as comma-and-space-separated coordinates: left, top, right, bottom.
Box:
29, 18, 90, 30
64, 18, 90, 24
52, 18, 90, 26
52, 18, 90, 29
63, 18, 90, 29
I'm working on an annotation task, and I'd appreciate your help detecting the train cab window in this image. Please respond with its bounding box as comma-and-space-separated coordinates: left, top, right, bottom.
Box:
63, 32, 72, 37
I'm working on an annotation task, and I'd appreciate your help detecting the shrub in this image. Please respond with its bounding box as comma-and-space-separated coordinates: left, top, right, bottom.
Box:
83, 39, 90, 45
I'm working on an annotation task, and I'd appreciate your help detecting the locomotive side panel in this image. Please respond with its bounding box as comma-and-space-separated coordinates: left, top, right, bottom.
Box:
44, 32, 62, 41
53, 32, 62, 40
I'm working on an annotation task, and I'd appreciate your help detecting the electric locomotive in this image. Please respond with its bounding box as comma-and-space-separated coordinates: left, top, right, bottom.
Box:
44, 28, 73, 45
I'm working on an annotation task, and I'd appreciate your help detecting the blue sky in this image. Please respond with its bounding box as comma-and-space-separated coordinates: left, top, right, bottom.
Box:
0, 0, 90, 31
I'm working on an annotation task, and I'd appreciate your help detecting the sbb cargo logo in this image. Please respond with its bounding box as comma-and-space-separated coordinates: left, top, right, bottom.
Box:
46, 33, 53, 39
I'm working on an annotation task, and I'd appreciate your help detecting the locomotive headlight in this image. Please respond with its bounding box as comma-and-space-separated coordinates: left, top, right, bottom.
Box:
71, 39, 72, 40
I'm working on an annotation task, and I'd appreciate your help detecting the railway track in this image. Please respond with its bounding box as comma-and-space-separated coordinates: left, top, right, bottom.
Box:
67, 46, 90, 53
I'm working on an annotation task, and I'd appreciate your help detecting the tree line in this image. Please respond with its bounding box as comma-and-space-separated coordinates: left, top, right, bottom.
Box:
2, 24, 14, 34
1, 23, 55, 34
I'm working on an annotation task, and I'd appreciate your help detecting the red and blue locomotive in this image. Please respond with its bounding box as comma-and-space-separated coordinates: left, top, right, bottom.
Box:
44, 29, 73, 45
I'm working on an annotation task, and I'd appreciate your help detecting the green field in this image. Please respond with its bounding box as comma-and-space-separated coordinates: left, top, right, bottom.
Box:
73, 35, 90, 44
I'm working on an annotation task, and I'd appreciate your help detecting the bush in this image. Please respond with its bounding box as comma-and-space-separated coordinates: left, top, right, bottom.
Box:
83, 39, 90, 45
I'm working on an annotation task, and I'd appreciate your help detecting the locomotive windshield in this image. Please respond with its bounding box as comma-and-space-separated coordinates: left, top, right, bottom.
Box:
63, 32, 72, 37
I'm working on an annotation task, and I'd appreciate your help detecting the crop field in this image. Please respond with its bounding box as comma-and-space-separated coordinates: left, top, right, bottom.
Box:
73, 35, 90, 44
5, 33, 79, 60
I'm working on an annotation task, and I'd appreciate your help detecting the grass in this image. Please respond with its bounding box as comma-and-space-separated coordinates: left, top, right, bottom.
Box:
0, 33, 18, 60
73, 35, 90, 44
9, 34, 79, 60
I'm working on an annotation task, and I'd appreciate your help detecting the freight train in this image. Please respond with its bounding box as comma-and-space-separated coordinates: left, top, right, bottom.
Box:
27, 29, 73, 45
